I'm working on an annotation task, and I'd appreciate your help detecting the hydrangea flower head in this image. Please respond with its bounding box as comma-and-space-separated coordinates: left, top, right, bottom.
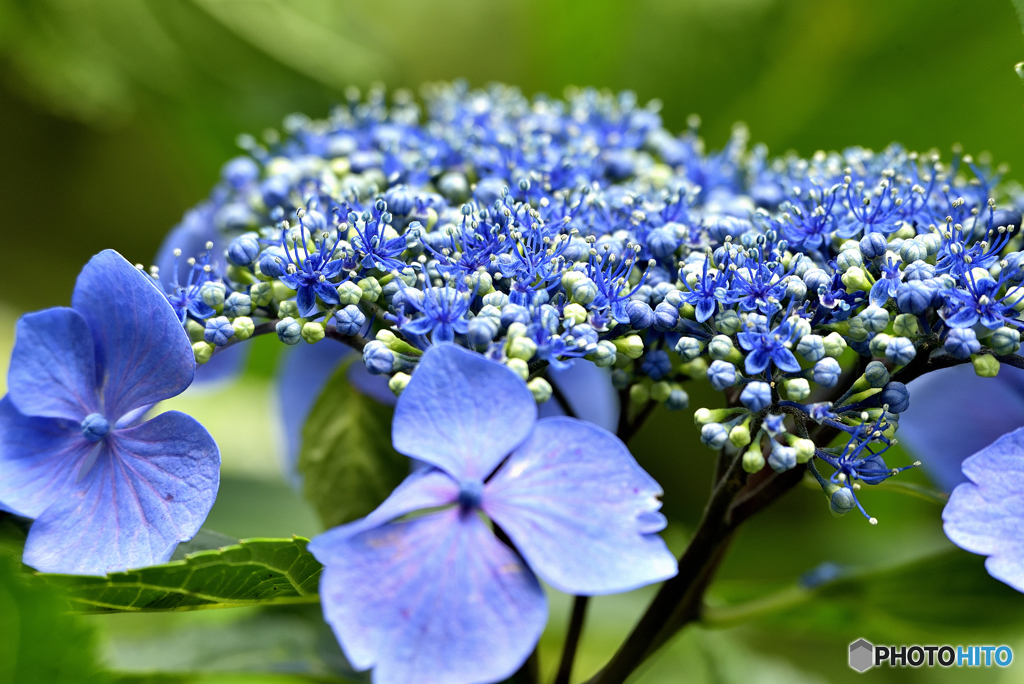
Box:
0, 250, 220, 575
307, 343, 676, 684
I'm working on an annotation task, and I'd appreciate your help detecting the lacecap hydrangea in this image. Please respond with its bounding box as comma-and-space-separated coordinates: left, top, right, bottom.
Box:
4, 81, 1024, 684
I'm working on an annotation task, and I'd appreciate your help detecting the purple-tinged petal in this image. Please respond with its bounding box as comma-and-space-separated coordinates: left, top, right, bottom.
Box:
8, 308, 98, 421
943, 426, 1024, 592
21, 410, 219, 575
71, 250, 195, 420
538, 360, 620, 433
484, 417, 677, 594
0, 397, 92, 518
900, 364, 1024, 491
311, 508, 546, 684
308, 467, 458, 561
392, 344, 536, 480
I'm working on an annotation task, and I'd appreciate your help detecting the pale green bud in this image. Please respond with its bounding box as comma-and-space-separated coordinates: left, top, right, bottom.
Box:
301, 321, 326, 344
972, 354, 1000, 378
570, 277, 599, 305
893, 313, 920, 338
650, 381, 672, 403
278, 299, 300, 319
841, 266, 872, 292
823, 331, 847, 358
192, 341, 214, 364
715, 309, 741, 335
359, 277, 382, 302
508, 336, 538, 361
729, 420, 752, 449
613, 335, 644, 359
846, 317, 869, 343
250, 281, 274, 308
868, 333, 891, 358
528, 377, 553, 404
629, 383, 651, 406
273, 280, 297, 303
200, 281, 226, 312
185, 318, 206, 343
708, 335, 735, 361
790, 437, 815, 463
337, 281, 363, 306
561, 270, 586, 291
586, 340, 618, 368
506, 358, 529, 380
678, 357, 708, 378
694, 407, 740, 426
389, 372, 411, 395
784, 378, 810, 401
742, 447, 766, 474
506, 322, 527, 340
482, 291, 509, 309
563, 303, 588, 325
231, 316, 254, 341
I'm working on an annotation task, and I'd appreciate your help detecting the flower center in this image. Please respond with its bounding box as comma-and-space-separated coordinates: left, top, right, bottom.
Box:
457, 479, 484, 510
81, 413, 110, 442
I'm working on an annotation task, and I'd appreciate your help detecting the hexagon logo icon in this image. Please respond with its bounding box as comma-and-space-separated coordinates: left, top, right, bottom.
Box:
849, 639, 874, 672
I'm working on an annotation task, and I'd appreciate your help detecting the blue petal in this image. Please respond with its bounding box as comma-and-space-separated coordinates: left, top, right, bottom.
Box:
276, 343, 394, 488
8, 308, 98, 421
745, 349, 771, 375
538, 360, 620, 433
483, 417, 678, 594
21, 410, 220, 575
296, 285, 317, 317
900, 364, 1024, 491
943, 426, 1024, 592
695, 298, 715, 323
312, 508, 547, 684
392, 344, 536, 480
771, 348, 801, 373
71, 250, 195, 420
0, 397, 92, 518
308, 467, 459, 559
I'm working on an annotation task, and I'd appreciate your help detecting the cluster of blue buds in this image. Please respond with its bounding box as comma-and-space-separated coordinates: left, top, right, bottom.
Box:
155, 82, 1024, 524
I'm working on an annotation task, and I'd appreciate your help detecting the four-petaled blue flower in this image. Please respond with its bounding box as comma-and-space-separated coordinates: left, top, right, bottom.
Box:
737, 316, 801, 376
0, 250, 220, 575
307, 344, 676, 684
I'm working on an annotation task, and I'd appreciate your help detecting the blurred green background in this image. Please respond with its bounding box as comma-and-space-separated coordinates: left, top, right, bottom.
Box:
2, 0, 1024, 682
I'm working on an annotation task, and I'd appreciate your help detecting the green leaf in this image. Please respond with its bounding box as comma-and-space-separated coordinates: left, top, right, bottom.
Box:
298, 358, 409, 529
705, 546, 1024, 640
1014, 0, 1024, 34
0, 554, 109, 684
99, 605, 361, 682
39, 538, 322, 614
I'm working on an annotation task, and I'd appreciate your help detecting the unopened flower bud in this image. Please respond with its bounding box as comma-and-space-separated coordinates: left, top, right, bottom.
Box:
302, 321, 326, 344
204, 316, 234, 346
507, 336, 538, 361
528, 377, 553, 404
892, 313, 920, 338
880, 381, 910, 413
653, 301, 680, 331
972, 353, 1000, 378
742, 446, 766, 473
227, 234, 261, 266
359, 277, 382, 302
864, 360, 890, 388
701, 423, 729, 449
363, 340, 395, 374
885, 336, 916, 366
707, 360, 738, 391
768, 443, 797, 472
991, 326, 1021, 355
715, 309, 741, 335
200, 281, 226, 311
789, 437, 815, 463
185, 318, 205, 343
586, 340, 618, 367
822, 331, 847, 358
650, 381, 672, 403
250, 281, 274, 308
614, 335, 644, 359
944, 327, 980, 360
563, 302, 588, 325
841, 266, 872, 292
675, 336, 705, 361
388, 372, 411, 395
666, 387, 689, 411
231, 316, 254, 341
740, 381, 771, 412
625, 300, 655, 329
783, 377, 810, 401
192, 340, 214, 364
836, 250, 864, 272
812, 357, 841, 387
729, 420, 752, 448
278, 299, 300, 319
506, 358, 529, 380
224, 291, 252, 318
276, 317, 302, 345
828, 485, 856, 516
868, 333, 892, 358
629, 383, 651, 406
337, 281, 363, 306
796, 334, 825, 362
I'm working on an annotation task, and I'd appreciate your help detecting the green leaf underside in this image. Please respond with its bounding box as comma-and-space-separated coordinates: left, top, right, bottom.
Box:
298, 358, 409, 529
38, 538, 321, 614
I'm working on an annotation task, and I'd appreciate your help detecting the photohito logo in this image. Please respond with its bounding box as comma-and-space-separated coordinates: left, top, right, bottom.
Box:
849, 639, 1013, 671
